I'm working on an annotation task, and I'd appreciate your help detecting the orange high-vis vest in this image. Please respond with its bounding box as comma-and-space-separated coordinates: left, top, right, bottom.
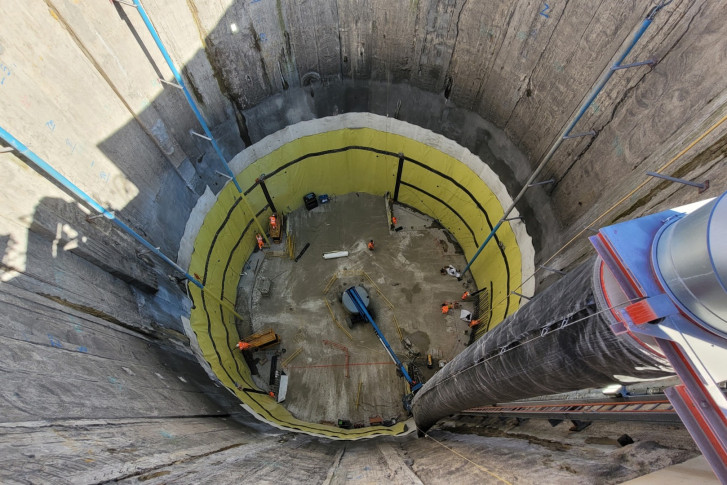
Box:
441, 305, 449, 314
461, 291, 469, 300
256, 234, 263, 249
269, 215, 277, 229
368, 241, 375, 250
392, 216, 397, 225
236, 341, 251, 351
469, 319, 481, 328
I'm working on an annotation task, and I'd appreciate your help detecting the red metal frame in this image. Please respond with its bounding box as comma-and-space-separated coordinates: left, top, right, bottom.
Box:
592, 212, 727, 481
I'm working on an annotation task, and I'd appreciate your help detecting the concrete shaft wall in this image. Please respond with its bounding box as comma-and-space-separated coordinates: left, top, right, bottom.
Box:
0, 1, 726, 481
1, 1, 725, 267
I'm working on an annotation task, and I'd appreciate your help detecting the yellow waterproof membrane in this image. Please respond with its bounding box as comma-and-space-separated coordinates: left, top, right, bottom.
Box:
184, 116, 532, 439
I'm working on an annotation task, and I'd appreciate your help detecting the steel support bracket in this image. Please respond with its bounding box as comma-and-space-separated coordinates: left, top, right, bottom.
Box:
158, 78, 183, 90
136, 246, 160, 258
611, 59, 657, 71
527, 179, 555, 188
647, 171, 709, 193
190, 129, 212, 141
86, 211, 114, 223
622, 293, 679, 325
110, 0, 137, 7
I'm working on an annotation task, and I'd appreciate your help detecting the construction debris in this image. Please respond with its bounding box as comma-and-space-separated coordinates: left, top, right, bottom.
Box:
323, 250, 349, 259
240, 329, 281, 350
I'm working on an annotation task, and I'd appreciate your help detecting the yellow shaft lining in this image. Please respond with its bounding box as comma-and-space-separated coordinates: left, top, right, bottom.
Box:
187, 127, 523, 439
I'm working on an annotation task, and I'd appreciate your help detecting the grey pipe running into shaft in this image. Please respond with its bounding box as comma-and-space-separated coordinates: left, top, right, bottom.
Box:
411, 257, 673, 433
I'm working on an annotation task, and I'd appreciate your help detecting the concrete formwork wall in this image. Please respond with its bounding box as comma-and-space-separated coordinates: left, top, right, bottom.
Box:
0, 0, 726, 478
178, 115, 533, 438
2, 1, 725, 269
143, 0, 727, 245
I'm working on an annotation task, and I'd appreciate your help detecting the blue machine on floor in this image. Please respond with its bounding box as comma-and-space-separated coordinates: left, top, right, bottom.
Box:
344, 286, 422, 393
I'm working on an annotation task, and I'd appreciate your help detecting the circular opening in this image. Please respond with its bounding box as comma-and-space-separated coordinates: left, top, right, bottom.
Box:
181, 114, 534, 438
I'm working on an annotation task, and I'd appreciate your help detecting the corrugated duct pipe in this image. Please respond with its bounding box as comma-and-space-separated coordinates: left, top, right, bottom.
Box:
412, 256, 674, 433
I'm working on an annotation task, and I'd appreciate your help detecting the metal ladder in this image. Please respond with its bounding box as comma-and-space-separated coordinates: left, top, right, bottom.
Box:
462, 396, 679, 423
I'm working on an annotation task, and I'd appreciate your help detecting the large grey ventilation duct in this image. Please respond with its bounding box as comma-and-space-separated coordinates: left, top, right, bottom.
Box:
654, 194, 727, 338
411, 256, 674, 433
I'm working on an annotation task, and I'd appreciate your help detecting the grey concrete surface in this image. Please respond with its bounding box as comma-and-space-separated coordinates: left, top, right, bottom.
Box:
407, 417, 702, 484
4, 413, 696, 484
0, 0, 725, 482
0, 416, 261, 484
2, 0, 725, 278
0, 283, 240, 423
244, 193, 473, 425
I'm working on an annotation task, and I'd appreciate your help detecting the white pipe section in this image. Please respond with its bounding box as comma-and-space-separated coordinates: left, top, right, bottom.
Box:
323, 251, 349, 259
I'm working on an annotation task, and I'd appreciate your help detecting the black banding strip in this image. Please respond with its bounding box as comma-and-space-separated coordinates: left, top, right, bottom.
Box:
399, 181, 478, 247
198, 143, 517, 432
393, 154, 405, 201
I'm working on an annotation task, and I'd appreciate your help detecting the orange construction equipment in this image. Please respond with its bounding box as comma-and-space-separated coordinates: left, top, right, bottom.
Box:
441, 301, 456, 314
238, 329, 281, 351
367, 240, 375, 251
256, 233, 264, 250
268, 213, 283, 243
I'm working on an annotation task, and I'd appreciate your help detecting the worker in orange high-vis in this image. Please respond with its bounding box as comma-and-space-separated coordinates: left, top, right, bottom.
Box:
392, 216, 397, 226
461, 291, 470, 300
236, 341, 251, 351
256, 233, 264, 250
441, 303, 450, 314
469, 319, 481, 328
269, 214, 277, 230
367, 239, 375, 251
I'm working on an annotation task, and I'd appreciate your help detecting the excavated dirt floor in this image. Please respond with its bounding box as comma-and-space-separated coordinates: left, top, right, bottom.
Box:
235, 193, 477, 426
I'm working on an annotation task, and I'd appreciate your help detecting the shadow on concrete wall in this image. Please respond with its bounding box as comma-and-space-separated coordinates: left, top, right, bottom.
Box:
0, 190, 265, 419
0, 0, 543, 443
90, 0, 552, 265
0, 225, 253, 424
0, 1, 555, 360
0, 194, 191, 331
